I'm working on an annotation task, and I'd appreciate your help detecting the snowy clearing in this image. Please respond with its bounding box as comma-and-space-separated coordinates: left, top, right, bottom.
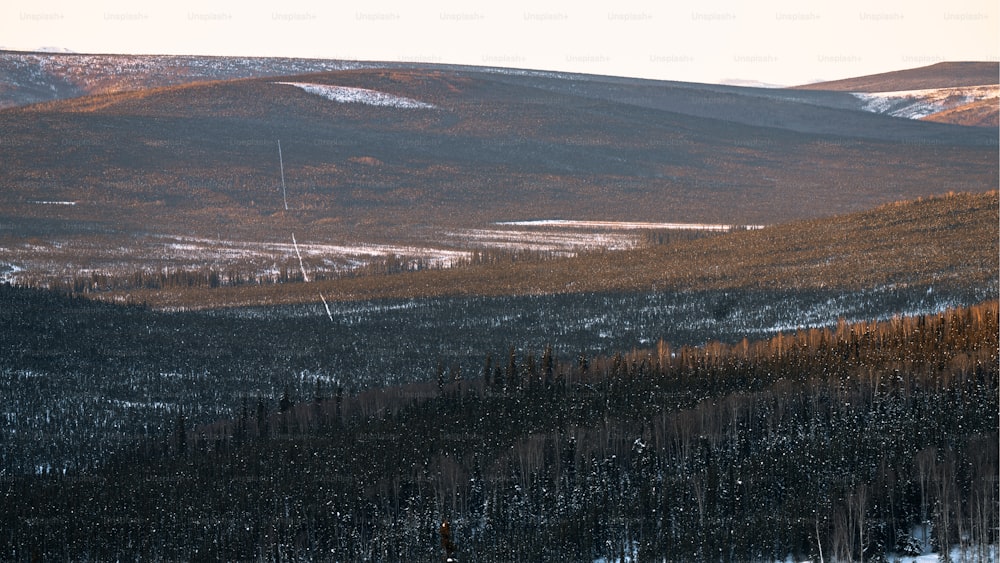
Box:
159, 235, 472, 272
853, 84, 999, 120
275, 82, 436, 109
0, 235, 473, 287
445, 228, 639, 253
167, 236, 468, 264
1, 216, 747, 286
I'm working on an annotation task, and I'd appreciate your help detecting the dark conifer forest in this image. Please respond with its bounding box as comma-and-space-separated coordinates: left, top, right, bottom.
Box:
2, 290, 996, 561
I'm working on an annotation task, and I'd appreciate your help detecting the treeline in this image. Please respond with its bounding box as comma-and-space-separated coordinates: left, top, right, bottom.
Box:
641, 227, 748, 246
43, 246, 591, 295
3, 302, 996, 561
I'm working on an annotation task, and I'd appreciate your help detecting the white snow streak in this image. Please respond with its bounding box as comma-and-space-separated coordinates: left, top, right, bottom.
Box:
496, 220, 766, 231
291, 233, 310, 283
30, 200, 77, 205
276, 82, 436, 109
319, 293, 334, 322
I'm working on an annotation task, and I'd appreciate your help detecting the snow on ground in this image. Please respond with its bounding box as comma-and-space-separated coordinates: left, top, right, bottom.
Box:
166, 235, 469, 266
0, 263, 24, 284
6, 53, 366, 92
746, 289, 970, 336
446, 219, 766, 254
0, 218, 758, 286
275, 82, 436, 109
0, 235, 471, 286
595, 544, 997, 563
497, 219, 766, 231
853, 84, 999, 120
446, 228, 640, 253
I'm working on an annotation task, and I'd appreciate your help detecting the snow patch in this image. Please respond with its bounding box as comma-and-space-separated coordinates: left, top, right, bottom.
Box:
852, 84, 999, 120
165, 236, 471, 269
0, 263, 24, 284
448, 228, 639, 253
276, 82, 436, 109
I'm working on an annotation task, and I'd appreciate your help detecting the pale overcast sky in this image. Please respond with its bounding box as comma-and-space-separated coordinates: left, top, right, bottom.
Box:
3, 0, 997, 85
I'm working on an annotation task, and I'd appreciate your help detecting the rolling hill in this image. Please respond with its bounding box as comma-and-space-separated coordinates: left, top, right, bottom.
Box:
922, 97, 999, 127
0, 61, 995, 298
0, 50, 367, 109
796, 62, 999, 126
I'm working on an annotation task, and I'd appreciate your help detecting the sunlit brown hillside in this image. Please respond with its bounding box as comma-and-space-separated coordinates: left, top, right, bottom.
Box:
922, 98, 1000, 127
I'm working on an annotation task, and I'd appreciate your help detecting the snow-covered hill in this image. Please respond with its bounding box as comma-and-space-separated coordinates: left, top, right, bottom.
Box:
0, 51, 373, 108
852, 84, 999, 123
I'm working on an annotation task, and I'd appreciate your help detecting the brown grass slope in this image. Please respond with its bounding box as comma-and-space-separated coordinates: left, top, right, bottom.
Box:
795, 61, 999, 92
922, 98, 1000, 127
117, 191, 998, 309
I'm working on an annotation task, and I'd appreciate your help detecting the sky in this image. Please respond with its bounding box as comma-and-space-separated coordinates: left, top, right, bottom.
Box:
3, 0, 997, 86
